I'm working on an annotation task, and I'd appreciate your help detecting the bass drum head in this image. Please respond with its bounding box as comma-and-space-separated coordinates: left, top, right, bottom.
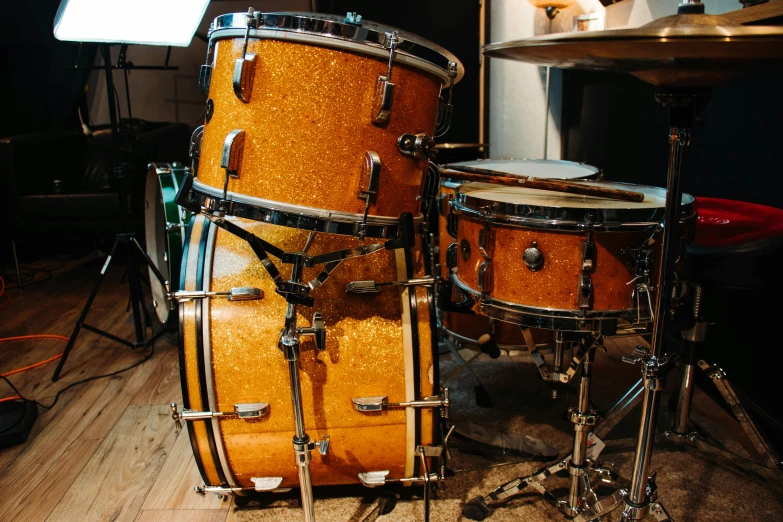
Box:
144, 163, 189, 325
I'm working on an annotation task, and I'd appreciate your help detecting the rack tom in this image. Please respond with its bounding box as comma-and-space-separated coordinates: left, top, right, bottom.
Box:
450, 181, 695, 332
190, 12, 463, 238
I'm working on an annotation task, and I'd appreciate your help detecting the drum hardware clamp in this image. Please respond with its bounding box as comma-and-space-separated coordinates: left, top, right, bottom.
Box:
170, 402, 270, 431
295, 312, 327, 351
398, 133, 437, 160
233, 7, 259, 103
371, 31, 398, 123
578, 232, 596, 310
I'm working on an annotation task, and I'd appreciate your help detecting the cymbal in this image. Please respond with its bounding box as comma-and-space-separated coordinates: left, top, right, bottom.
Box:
484, 13, 783, 86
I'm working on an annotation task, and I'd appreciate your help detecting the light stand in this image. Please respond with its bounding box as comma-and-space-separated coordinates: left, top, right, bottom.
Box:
52, 44, 176, 381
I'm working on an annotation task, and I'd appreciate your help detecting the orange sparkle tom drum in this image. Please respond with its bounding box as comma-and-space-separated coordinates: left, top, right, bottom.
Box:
188, 12, 463, 238
179, 215, 437, 490
450, 181, 695, 332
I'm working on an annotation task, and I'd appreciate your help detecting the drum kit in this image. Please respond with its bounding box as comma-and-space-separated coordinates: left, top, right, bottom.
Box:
136, 4, 783, 522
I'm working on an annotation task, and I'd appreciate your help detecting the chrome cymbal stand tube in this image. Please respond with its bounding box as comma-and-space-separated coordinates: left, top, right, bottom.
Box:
615, 89, 708, 522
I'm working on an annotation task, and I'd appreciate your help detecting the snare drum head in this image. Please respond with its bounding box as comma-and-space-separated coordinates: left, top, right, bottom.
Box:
448, 159, 600, 180
456, 181, 695, 228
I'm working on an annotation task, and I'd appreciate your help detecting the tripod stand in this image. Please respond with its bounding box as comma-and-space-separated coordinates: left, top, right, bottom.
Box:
52, 44, 174, 381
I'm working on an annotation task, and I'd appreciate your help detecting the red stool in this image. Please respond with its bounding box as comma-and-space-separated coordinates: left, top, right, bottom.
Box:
669, 197, 783, 470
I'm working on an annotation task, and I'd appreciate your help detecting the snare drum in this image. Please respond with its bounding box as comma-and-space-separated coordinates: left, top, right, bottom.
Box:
450, 182, 695, 332
190, 12, 463, 237
179, 215, 437, 489
144, 163, 191, 324
437, 160, 600, 344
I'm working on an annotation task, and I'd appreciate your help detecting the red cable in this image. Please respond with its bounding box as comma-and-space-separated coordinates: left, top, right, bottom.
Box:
0, 334, 69, 402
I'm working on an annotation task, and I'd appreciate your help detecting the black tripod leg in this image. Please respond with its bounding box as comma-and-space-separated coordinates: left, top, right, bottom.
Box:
125, 240, 146, 344
52, 238, 121, 382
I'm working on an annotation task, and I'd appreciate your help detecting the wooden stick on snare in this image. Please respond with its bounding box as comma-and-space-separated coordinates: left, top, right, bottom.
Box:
441, 164, 645, 203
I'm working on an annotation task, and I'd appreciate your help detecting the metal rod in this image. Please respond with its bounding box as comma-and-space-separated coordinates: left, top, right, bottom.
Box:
553, 331, 564, 399
625, 126, 689, 512
674, 364, 695, 434
281, 257, 316, 522
567, 346, 594, 515
544, 66, 551, 160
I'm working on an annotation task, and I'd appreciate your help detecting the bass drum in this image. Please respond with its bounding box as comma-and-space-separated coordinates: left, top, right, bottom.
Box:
179, 215, 437, 489
144, 163, 190, 324
437, 160, 600, 347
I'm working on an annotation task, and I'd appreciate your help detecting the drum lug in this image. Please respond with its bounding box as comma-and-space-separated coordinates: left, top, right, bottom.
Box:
371, 31, 398, 123
345, 276, 437, 294
172, 287, 263, 303
398, 133, 436, 161
189, 125, 204, 175
577, 274, 593, 309
356, 151, 382, 239
170, 402, 270, 425
352, 388, 450, 418
446, 242, 459, 270
578, 232, 595, 309
478, 260, 493, 294
233, 8, 259, 103
435, 62, 459, 138
221, 129, 245, 179
199, 64, 212, 96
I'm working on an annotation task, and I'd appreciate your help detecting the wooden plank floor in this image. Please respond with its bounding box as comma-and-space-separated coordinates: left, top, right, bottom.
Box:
0, 254, 230, 522
2, 253, 781, 522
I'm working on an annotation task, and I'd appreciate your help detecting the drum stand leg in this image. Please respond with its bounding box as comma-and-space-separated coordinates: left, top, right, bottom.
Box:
665, 287, 782, 471
463, 343, 645, 521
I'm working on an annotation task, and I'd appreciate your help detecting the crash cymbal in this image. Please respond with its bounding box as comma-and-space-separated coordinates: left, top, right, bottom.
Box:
484, 12, 783, 86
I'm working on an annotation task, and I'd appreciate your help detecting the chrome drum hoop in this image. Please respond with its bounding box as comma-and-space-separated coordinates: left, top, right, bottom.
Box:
450, 273, 651, 332
209, 12, 464, 84
191, 179, 422, 239
453, 182, 696, 232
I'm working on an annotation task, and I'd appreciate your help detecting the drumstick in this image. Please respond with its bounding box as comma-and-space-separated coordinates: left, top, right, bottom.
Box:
441, 165, 645, 203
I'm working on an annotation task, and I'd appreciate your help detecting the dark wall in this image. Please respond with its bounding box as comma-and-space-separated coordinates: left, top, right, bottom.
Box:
0, 0, 95, 139
562, 67, 783, 209
315, 0, 481, 145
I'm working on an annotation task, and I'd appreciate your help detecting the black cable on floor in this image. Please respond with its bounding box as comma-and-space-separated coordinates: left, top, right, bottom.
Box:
0, 343, 155, 410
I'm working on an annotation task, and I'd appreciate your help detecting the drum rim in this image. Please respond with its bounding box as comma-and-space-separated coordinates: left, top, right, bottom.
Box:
209, 11, 464, 84
451, 272, 650, 330
454, 181, 696, 231
441, 158, 601, 190
192, 178, 423, 237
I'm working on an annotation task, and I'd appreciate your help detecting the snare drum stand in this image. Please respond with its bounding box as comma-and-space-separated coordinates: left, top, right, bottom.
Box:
464, 333, 646, 521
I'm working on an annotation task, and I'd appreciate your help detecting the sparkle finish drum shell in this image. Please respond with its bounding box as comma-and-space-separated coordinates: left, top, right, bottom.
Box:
437, 160, 600, 342
179, 215, 436, 488
451, 181, 695, 331
195, 12, 463, 224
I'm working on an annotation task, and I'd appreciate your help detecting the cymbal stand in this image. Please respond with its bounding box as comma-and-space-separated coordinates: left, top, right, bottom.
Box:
463, 334, 647, 521
580, 88, 710, 522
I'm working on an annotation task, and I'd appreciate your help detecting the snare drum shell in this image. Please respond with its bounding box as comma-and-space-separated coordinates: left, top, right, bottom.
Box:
180, 216, 435, 488
197, 38, 441, 219
456, 216, 652, 312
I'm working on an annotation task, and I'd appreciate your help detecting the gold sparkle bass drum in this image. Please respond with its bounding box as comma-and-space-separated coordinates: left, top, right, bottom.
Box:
178, 215, 437, 491
185, 11, 463, 235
